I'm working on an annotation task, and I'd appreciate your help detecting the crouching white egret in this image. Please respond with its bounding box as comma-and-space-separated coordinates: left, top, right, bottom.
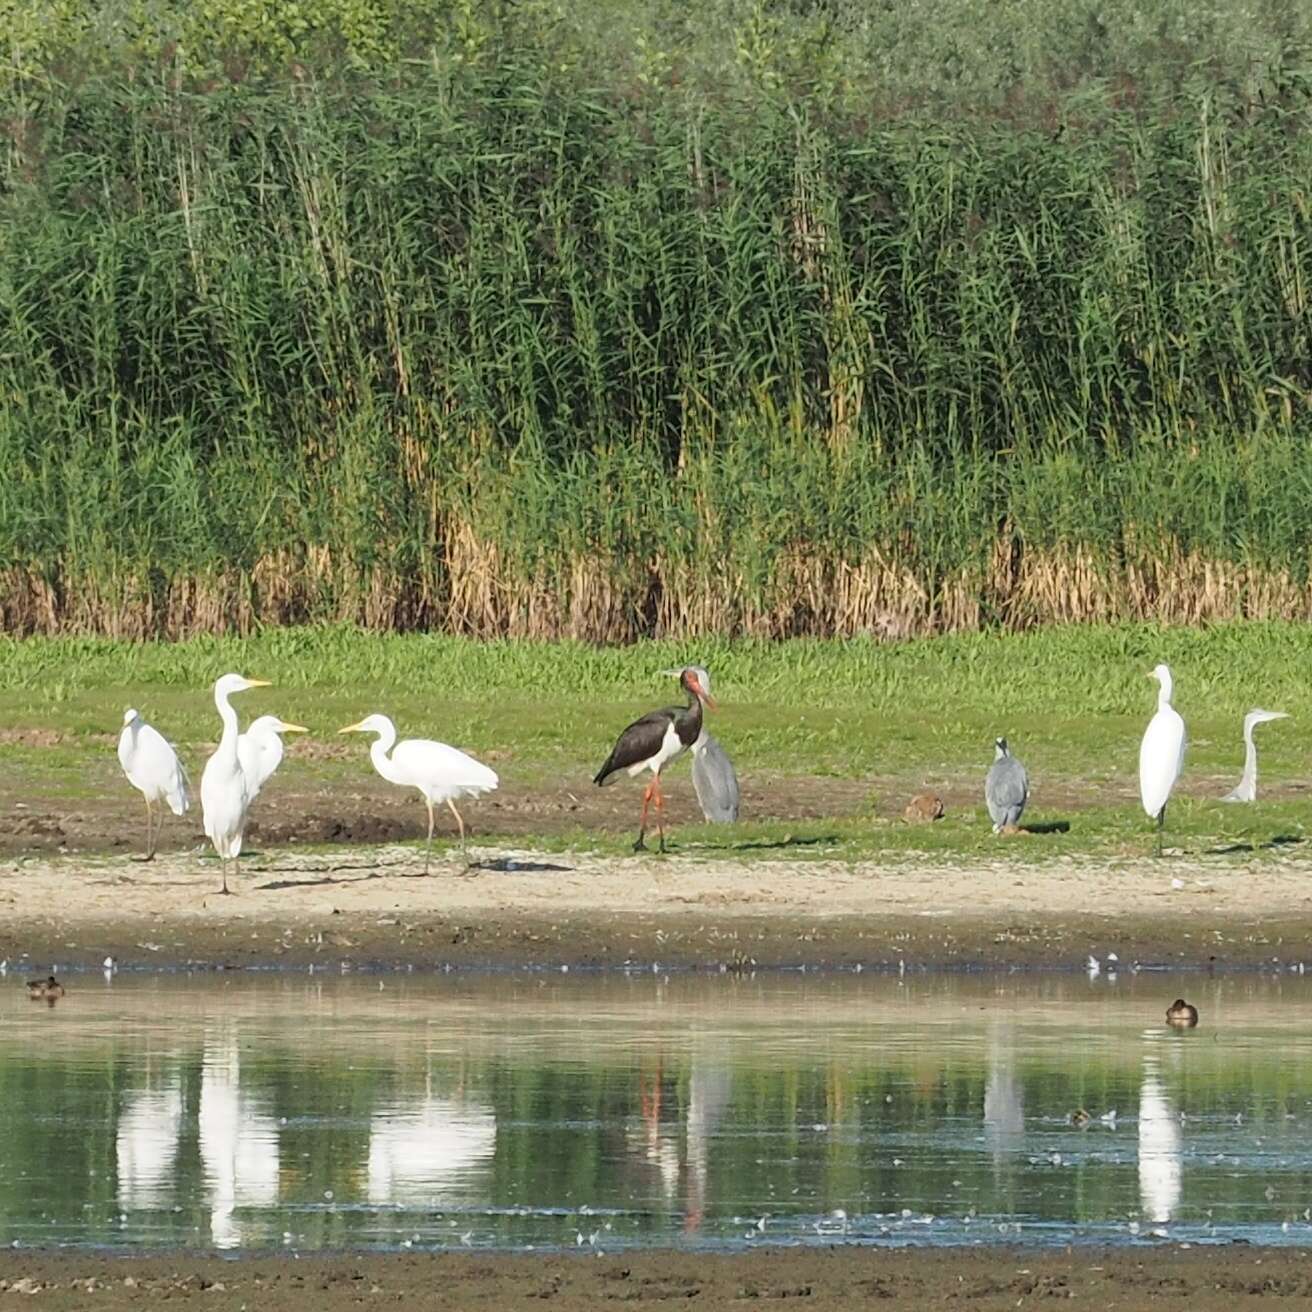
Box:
1222, 708, 1290, 803
117, 709, 191, 861
238, 715, 308, 799
200, 673, 270, 894
1138, 664, 1186, 856
338, 714, 498, 872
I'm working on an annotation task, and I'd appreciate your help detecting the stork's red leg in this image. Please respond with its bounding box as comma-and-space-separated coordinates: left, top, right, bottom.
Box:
634, 778, 654, 852
653, 773, 667, 853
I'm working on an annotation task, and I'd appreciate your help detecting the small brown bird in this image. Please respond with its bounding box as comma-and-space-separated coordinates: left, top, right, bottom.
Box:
903, 792, 945, 823
26, 975, 65, 1001
1165, 998, 1198, 1027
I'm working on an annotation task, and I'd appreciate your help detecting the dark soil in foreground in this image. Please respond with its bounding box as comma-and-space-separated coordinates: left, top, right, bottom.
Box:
1, 1247, 1310, 1309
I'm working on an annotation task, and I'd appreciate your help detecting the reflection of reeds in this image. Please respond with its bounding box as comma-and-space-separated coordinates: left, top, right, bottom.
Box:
4, 71, 1312, 639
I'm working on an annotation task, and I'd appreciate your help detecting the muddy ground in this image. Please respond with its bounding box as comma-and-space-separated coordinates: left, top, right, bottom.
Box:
0, 834, 1310, 974
2, 1246, 1311, 1309
0, 767, 888, 855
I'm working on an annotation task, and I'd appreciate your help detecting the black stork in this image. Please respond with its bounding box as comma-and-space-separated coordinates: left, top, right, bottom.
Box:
593, 667, 717, 852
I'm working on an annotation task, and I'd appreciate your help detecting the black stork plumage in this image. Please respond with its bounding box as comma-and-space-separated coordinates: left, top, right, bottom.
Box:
593, 667, 717, 852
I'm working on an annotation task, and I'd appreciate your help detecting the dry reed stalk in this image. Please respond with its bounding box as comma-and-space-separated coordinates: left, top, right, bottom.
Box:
13, 538, 1312, 638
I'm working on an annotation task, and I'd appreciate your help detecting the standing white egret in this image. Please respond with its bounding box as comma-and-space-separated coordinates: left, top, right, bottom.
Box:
117, 709, 191, 861
1138, 663, 1186, 856
338, 714, 498, 872
1222, 708, 1290, 803
200, 674, 270, 895
237, 715, 308, 800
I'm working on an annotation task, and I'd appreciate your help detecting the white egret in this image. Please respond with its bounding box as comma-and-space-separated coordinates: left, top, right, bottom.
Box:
984, 736, 1029, 834
1222, 708, 1290, 802
117, 708, 191, 860
338, 714, 498, 872
237, 715, 308, 799
200, 673, 270, 895
1138, 663, 1186, 856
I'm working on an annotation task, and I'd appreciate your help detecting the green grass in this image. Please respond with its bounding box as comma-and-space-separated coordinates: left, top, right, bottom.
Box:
0, 623, 1306, 863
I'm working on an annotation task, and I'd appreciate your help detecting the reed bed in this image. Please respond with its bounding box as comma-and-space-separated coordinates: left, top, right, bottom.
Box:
3, 3, 1312, 639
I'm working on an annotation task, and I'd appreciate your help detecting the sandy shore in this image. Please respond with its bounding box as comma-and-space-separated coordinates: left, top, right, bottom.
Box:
2, 1246, 1310, 1309
3, 842, 1311, 971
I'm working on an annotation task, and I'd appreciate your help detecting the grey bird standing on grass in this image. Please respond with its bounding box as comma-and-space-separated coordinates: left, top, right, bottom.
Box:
985, 737, 1028, 834
666, 666, 740, 823
1222, 709, 1289, 802
682, 666, 745, 818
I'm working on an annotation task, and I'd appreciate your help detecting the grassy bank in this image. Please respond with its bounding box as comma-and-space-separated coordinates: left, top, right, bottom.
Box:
3, 3, 1312, 638
0, 623, 1306, 863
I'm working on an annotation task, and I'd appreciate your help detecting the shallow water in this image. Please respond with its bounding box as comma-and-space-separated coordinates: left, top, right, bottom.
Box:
4, 970, 1312, 1252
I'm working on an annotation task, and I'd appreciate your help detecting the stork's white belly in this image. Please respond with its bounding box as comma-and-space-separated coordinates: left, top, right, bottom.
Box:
626, 720, 687, 776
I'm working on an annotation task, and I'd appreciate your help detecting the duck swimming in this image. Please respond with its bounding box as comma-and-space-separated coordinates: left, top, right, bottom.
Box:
26, 975, 65, 1000
1165, 998, 1198, 1027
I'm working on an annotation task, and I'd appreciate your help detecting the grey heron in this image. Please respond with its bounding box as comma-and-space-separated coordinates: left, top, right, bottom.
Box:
1139, 664, 1185, 856
1222, 708, 1289, 802
671, 666, 739, 823
984, 737, 1029, 834
593, 668, 716, 852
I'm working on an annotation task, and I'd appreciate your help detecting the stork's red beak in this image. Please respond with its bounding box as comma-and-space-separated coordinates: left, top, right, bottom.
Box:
697, 680, 717, 710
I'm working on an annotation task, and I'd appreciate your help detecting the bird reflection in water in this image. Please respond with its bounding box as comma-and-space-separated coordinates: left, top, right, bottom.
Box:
1138, 1058, 1182, 1224
198, 1034, 281, 1249
632, 1058, 732, 1234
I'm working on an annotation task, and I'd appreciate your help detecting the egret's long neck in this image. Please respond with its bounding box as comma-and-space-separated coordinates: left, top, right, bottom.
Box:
1238, 724, 1259, 794
368, 724, 402, 784
215, 690, 240, 762
1156, 673, 1174, 710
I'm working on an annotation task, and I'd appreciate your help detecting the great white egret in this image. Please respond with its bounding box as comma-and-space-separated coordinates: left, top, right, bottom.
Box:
117, 709, 191, 860
985, 736, 1029, 834
338, 714, 498, 872
200, 673, 270, 894
593, 667, 716, 853
1222, 708, 1290, 802
1138, 663, 1186, 856
237, 715, 308, 799
666, 666, 739, 824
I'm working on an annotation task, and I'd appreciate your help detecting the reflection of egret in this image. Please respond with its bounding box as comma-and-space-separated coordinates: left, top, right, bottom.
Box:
198, 1036, 280, 1249
116, 1079, 184, 1210
1138, 1065, 1182, 1223
366, 1093, 496, 1204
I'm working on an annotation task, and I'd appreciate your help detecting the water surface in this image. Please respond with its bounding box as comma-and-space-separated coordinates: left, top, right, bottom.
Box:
4, 970, 1312, 1251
